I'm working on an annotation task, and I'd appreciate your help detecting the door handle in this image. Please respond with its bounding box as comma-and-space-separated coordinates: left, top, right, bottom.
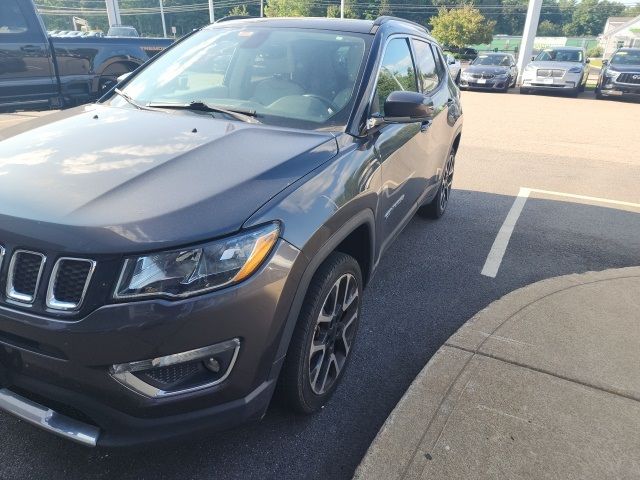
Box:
21, 45, 41, 54
420, 120, 432, 132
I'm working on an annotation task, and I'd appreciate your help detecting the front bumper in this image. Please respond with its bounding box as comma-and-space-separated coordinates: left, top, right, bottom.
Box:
521, 74, 579, 91
598, 81, 640, 99
0, 240, 305, 446
460, 77, 510, 90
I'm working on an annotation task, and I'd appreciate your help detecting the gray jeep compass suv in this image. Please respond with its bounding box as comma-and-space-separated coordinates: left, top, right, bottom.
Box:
0, 16, 462, 446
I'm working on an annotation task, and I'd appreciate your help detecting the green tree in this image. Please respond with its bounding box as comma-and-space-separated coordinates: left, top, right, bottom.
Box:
537, 19, 563, 35
265, 0, 313, 17
228, 5, 249, 16
563, 0, 626, 36
429, 6, 495, 48
326, 2, 358, 18
625, 4, 640, 16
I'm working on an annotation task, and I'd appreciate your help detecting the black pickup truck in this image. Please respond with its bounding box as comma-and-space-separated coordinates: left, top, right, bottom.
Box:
1, 0, 173, 111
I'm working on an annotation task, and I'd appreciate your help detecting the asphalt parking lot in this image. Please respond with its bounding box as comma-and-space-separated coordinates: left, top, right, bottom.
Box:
0, 92, 639, 479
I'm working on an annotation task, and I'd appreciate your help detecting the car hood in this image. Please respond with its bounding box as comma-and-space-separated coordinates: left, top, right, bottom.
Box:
0, 104, 338, 253
527, 61, 584, 71
464, 65, 509, 75
606, 64, 640, 73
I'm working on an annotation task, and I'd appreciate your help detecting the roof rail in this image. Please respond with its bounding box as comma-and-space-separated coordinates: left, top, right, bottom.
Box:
372, 16, 430, 34
215, 15, 258, 23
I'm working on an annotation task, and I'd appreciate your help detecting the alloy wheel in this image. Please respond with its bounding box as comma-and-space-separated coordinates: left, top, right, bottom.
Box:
439, 152, 456, 212
308, 273, 359, 395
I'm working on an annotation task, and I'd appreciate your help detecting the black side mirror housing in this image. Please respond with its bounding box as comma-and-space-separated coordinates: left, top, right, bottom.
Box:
602, 59, 609, 66
368, 91, 435, 130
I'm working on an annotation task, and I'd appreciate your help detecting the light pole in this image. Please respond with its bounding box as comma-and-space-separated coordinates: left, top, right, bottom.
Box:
260, 0, 264, 17
516, 0, 543, 85
105, 0, 121, 27
209, 0, 215, 23
340, 0, 344, 18
159, 0, 167, 38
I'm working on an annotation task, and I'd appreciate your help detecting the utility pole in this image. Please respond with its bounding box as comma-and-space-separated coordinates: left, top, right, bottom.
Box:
159, 0, 167, 37
516, 0, 543, 85
340, 0, 344, 18
105, 0, 121, 27
209, 0, 215, 23
260, 0, 264, 17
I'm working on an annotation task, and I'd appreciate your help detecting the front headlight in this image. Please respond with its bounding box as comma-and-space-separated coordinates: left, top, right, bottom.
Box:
114, 223, 280, 299
461, 71, 471, 78
605, 68, 620, 79
568, 67, 582, 74
525, 64, 535, 71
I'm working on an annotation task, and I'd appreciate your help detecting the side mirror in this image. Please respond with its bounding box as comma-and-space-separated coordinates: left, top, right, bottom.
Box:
368, 91, 435, 129
447, 55, 456, 65
585, 58, 590, 64
602, 59, 609, 66
531, 55, 536, 61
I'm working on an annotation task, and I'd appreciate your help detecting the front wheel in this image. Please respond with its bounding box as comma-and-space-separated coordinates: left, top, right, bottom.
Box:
520, 87, 529, 94
418, 147, 456, 219
278, 252, 362, 413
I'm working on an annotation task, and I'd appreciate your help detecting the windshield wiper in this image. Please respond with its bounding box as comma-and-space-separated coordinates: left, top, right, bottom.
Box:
146, 101, 260, 124
113, 88, 157, 111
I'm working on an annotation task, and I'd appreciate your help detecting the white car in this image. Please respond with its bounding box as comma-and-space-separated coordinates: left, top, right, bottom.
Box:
445, 53, 461, 84
520, 47, 589, 97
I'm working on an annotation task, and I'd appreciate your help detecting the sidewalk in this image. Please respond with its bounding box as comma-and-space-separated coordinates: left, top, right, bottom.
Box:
355, 267, 640, 479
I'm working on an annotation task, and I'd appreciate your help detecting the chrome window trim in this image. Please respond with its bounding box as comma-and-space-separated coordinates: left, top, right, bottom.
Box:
46, 257, 96, 311
0, 246, 4, 272
110, 338, 241, 398
6, 250, 46, 304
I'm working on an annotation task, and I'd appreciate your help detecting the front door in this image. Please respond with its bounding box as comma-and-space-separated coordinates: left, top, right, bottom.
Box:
0, 0, 57, 108
372, 37, 429, 248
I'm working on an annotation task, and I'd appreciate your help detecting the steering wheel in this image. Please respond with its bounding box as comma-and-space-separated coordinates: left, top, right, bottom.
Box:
302, 94, 339, 115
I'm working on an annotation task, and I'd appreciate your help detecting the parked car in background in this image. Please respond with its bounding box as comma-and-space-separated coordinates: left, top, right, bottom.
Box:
107, 25, 140, 38
0, 0, 172, 111
459, 52, 517, 92
520, 47, 589, 97
596, 48, 640, 101
446, 53, 461, 84
0, 15, 462, 447
445, 46, 478, 61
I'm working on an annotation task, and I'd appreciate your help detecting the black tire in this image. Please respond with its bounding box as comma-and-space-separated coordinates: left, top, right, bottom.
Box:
520, 87, 529, 94
277, 252, 363, 414
595, 88, 604, 100
418, 147, 456, 219
568, 87, 579, 98
455, 71, 461, 85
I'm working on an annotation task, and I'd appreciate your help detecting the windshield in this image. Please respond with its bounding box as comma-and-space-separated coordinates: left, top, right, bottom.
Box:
610, 50, 640, 65
111, 27, 369, 130
535, 49, 583, 63
472, 54, 513, 66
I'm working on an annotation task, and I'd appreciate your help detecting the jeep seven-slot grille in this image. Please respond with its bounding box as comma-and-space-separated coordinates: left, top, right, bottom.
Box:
1, 246, 95, 311
7, 251, 45, 303
51, 259, 94, 305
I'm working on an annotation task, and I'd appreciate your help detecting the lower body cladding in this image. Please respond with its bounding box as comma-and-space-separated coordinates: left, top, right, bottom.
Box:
597, 82, 640, 100
0, 240, 305, 447
459, 78, 512, 91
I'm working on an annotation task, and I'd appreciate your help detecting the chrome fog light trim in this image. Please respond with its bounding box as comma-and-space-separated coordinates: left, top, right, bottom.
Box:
110, 338, 241, 398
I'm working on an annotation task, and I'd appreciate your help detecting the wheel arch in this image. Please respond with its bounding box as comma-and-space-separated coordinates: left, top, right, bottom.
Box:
270, 210, 376, 370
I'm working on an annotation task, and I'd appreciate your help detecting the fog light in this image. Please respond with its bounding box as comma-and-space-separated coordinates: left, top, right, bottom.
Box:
111, 338, 240, 398
203, 357, 221, 373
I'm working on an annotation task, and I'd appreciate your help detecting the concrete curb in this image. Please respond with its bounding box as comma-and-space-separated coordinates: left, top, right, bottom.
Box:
354, 267, 640, 480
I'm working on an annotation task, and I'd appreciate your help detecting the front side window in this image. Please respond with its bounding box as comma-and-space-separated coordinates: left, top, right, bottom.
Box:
412, 40, 440, 94
535, 49, 583, 63
114, 27, 368, 130
0, 0, 28, 35
373, 38, 418, 115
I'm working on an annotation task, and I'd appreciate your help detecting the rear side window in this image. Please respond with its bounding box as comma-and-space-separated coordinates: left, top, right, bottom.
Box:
0, 0, 28, 35
412, 40, 440, 94
373, 38, 418, 115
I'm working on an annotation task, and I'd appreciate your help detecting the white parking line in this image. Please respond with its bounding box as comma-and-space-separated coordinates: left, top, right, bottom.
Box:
481, 187, 530, 278
481, 187, 640, 278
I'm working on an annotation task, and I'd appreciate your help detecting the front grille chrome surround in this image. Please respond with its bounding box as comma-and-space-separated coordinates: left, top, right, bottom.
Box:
46, 258, 96, 311
6, 250, 46, 304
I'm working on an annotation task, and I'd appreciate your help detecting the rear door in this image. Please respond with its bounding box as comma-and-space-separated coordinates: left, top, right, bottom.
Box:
0, 0, 56, 108
411, 39, 452, 193
372, 37, 428, 247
